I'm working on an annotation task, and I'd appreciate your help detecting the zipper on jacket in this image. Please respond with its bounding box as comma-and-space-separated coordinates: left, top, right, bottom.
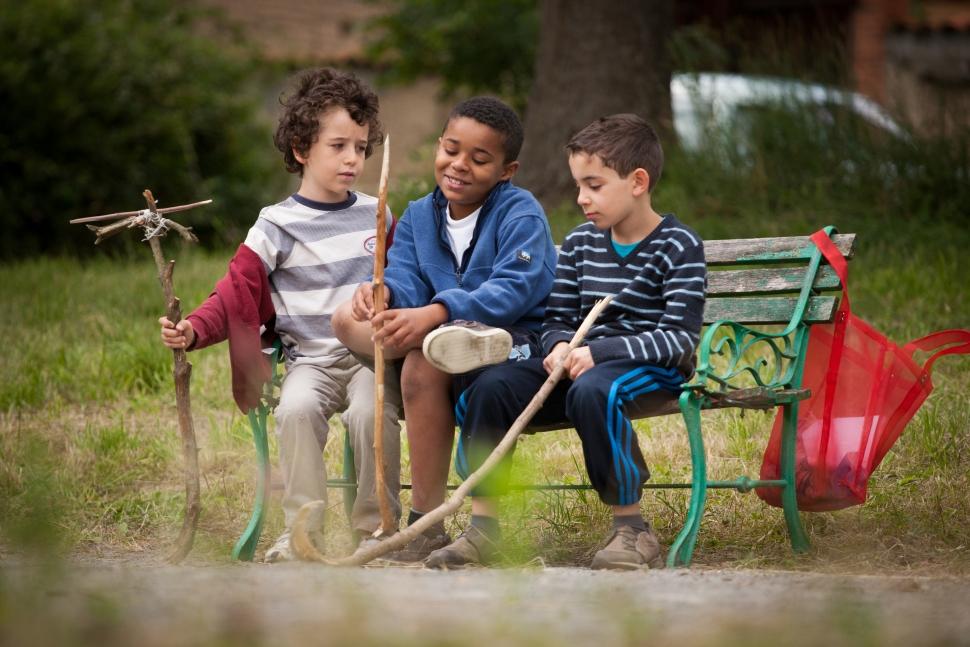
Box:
438, 233, 464, 286
435, 181, 505, 290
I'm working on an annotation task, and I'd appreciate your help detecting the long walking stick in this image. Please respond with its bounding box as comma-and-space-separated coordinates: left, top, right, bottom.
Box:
291, 296, 613, 565
371, 135, 397, 537
71, 190, 210, 563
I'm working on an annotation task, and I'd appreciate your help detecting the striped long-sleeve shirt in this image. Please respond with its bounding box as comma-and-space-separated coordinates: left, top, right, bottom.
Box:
243, 191, 391, 366
541, 215, 706, 377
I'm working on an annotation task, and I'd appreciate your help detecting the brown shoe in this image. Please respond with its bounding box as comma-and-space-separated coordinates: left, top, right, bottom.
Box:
591, 525, 664, 571
422, 321, 512, 374
424, 526, 497, 569
381, 528, 451, 563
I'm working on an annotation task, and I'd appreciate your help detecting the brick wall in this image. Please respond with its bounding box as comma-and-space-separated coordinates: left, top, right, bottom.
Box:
886, 28, 970, 136
851, 0, 909, 102
203, 0, 384, 62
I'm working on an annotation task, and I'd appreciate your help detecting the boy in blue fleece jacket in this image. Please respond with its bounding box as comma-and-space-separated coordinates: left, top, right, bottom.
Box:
333, 96, 557, 560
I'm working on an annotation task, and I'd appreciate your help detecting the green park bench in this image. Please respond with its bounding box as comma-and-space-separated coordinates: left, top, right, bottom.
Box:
232, 226, 855, 568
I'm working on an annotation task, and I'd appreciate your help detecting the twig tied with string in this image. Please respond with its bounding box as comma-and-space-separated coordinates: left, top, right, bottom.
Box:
70, 190, 210, 563
370, 135, 397, 538
291, 296, 614, 566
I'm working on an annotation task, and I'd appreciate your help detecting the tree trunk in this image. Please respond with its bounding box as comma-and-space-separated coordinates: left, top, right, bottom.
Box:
517, 0, 673, 211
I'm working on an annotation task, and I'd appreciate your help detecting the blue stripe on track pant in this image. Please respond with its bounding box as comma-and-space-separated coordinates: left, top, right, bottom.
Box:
454, 357, 683, 504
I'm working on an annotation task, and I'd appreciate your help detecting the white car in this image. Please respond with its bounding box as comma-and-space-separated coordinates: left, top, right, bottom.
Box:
671, 72, 908, 153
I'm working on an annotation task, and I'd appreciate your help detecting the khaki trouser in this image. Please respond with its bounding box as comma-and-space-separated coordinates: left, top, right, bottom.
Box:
275, 354, 402, 535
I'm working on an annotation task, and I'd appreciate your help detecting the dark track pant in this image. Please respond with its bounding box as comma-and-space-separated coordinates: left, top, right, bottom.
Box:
454, 357, 683, 506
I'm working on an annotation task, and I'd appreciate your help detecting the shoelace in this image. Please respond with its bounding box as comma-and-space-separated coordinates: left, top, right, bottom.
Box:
612, 526, 640, 552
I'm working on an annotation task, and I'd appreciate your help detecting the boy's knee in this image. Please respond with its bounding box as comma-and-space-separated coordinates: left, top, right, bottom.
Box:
275, 402, 328, 447
400, 353, 450, 403
342, 396, 400, 435
276, 386, 327, 424
332, 301, 354, 344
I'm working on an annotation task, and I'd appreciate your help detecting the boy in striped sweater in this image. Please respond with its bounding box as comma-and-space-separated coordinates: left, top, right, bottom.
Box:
159, 69, 402, 562
425, 114, 706, 570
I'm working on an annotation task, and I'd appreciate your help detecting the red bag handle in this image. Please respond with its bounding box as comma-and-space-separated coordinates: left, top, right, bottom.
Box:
812, 230, 970, 376
809, 229, 851, 473
807, 229, 970, 474
903, 329, 970, 374
810, 229, 850, 305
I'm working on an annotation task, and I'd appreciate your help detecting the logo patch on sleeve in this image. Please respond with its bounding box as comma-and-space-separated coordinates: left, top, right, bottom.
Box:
517, 250, 532, 264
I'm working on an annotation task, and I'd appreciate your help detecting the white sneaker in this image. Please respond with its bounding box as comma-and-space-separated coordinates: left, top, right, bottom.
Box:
264, 531, 293, 563
422, 321, 513, 374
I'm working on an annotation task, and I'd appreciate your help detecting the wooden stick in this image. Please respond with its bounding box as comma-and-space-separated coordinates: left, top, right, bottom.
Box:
291, 296, 614, 565
141, 190, 201, 564
73, 190, 209, 563
70, 199, 213, 224
371, 135, 395, 537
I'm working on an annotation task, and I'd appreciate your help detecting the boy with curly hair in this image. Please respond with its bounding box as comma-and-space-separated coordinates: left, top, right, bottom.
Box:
159, 68, 402, 562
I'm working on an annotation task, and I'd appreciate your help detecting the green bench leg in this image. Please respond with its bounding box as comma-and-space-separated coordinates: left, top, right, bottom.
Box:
667, 390, 707, 568
232, 406, 271, 561
779, 401, 810, 553
341, 429, 357, 524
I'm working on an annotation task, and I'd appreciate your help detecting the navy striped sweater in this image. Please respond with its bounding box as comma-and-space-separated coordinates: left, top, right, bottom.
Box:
541, 214, 706, 377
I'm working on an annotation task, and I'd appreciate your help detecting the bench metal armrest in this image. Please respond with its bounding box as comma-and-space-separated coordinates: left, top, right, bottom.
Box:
685, 319, 811, 394
685, 225, 837, 395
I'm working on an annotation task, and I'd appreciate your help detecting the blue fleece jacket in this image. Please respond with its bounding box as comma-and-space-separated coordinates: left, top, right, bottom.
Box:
384, 181, 556, 331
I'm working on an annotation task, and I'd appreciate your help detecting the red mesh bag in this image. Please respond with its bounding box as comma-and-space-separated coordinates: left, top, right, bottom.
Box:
757, 231, 970, 511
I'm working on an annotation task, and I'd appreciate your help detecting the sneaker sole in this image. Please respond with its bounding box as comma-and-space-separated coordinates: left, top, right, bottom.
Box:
381, 534, 452, 564
590, 550, 664, 571
422, 325, 513, 374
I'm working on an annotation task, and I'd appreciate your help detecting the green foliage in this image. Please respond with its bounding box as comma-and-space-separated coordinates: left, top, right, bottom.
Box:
364, 0, 538, 110
0, 0, 285, 259
0, 250, 225, 410
670, 20, 852, 86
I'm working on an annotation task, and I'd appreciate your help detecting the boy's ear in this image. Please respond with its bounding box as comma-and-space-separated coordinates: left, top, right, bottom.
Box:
500, 160, 520, 181
631, 168, 651, 196
292, 146, 308, 165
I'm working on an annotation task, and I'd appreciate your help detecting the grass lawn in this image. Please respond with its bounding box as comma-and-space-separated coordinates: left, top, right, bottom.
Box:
1, 195, 967, 573
3, 98, 970, 571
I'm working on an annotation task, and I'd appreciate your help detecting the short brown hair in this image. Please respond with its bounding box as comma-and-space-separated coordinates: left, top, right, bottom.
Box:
565, 114, 664, 191
274, 68, 383, 175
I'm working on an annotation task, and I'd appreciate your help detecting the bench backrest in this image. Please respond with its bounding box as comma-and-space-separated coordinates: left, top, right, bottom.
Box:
703, 233, 855, 325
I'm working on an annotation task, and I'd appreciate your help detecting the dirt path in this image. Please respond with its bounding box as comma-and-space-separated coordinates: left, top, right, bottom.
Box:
3, 559, 969, 646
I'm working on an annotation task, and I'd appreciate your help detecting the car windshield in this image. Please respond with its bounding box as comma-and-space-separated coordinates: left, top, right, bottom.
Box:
672, 73, 908, 155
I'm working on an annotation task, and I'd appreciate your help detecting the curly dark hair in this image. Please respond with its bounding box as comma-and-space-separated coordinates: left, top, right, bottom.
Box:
566, 114, 664, 192
447, 96, 524, 163
274, 68, 383, 175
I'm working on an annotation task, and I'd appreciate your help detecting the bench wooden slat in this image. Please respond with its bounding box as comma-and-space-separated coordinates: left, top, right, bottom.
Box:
525, 388, 811, 433
707, 265, 841, 296
703, 295, 838, 324
705, 233, 856, 266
